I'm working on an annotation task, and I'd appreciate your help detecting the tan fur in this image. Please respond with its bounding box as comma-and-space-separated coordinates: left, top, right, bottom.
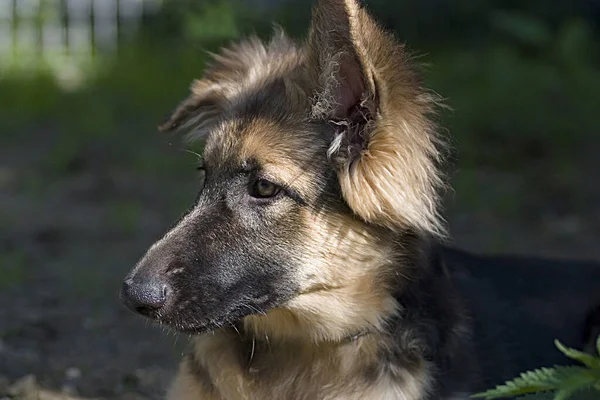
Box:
167, 361, 216, 400
207, 117, 403, 343
164, 165, 431, 398
243, 207, 400, 342
128, 4, 600, 398
168, 332, 430, 400
203, 118, 405, 343
238, 119, 319, 198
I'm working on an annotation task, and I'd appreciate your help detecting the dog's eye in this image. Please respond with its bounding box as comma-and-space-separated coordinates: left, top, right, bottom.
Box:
250, 179, 280, 199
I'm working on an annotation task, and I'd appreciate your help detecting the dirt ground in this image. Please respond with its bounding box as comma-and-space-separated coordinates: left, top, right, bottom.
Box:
1, 123, 599, 399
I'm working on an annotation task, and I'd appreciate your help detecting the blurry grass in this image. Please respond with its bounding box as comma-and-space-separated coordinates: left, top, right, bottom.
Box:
107, 200, 143, 236
0, 251, 28, 289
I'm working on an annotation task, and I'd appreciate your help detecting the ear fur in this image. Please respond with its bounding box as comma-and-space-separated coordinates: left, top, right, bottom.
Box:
159, 79, 225, 141
308, 0, 446, 237
307, 0, 376, 121
158, 31, 303, 142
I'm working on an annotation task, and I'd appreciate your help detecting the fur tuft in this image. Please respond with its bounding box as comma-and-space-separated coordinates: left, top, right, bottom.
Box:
159, 29, 305, 143
333, 93, 447, 237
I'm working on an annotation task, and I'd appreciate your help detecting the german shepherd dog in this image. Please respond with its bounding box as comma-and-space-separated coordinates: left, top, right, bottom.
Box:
120, 0, 600, 398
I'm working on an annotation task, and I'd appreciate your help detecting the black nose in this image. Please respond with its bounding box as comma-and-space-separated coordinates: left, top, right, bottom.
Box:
121, 277, 169, 317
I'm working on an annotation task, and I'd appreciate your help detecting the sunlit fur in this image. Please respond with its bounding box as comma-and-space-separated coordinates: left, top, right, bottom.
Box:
307, 0, 446, 236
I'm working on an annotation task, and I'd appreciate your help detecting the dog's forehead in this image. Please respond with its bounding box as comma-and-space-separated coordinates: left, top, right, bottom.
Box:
203, 117, 327, 195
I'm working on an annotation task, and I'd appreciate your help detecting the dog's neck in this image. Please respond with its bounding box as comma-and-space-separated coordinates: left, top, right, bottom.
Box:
240, 285, 399, 344
233, 320, 373, 345
182, 322, 426, 400
237, 241, 416, 345
237, 232, 436, 346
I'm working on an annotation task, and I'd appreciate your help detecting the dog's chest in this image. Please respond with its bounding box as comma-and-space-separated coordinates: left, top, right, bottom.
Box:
167, 334, 433, 400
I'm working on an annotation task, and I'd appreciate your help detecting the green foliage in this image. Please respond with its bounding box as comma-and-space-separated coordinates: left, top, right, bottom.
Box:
428, 11, 600, 170
555, 340, 600, 371
140, 0, 264, 46
473, 337, 600, 400
491, 11, 553, 48
107, 200, 143, 235
181, 1, 240, 42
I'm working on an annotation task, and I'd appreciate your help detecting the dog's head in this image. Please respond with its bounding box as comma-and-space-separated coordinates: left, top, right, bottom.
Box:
121, 0, 445, 342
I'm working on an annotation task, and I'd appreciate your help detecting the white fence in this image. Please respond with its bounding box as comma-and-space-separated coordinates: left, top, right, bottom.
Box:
0, 0, 162, 80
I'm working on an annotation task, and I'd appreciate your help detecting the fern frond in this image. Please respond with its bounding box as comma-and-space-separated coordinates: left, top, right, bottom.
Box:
553, 370, 600, 400
555, 339, 600, 370
515, 392, 556, 400
515, 391, 600, 400
471, 366, 590, 399
472, 335, 600, 399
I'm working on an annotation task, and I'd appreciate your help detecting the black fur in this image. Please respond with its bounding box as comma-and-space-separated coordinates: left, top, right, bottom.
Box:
442, 246, 600, 392
365, 242, 600, 397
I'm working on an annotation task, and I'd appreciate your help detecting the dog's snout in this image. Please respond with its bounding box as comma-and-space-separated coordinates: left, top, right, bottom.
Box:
121, 276, 169, 317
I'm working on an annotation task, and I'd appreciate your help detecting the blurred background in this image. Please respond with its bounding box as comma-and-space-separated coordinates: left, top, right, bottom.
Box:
0, 0, 599, 398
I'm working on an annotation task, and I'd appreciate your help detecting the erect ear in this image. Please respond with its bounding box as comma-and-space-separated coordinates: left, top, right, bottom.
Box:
308, 0, 377, 124
158, 79, 225, 142
307, 0, 446, 236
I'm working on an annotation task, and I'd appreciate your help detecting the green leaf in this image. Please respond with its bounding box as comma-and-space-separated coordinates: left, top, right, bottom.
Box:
471, 366, 588, 399
554, 375, 598, 400
555, 340, 600, 370
555, 388, 600, 400
596, 336, 600, 357
516, 393, 556, 400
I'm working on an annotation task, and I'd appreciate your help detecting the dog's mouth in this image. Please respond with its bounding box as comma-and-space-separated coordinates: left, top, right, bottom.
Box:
121, 269, 297, 336
121, 276, 268, 332
160, 315, 244, 335
133, 296, 278, 336
160, 304, 254, 335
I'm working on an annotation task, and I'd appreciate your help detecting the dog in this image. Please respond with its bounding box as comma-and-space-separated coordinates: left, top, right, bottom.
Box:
120, 0, 600, 398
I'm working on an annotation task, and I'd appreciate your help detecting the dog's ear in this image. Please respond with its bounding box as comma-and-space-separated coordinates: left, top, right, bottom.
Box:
307, 0, 446, 236
307, 0, 376, 122
158, 34, 297, 141
158, 79, 225, 141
